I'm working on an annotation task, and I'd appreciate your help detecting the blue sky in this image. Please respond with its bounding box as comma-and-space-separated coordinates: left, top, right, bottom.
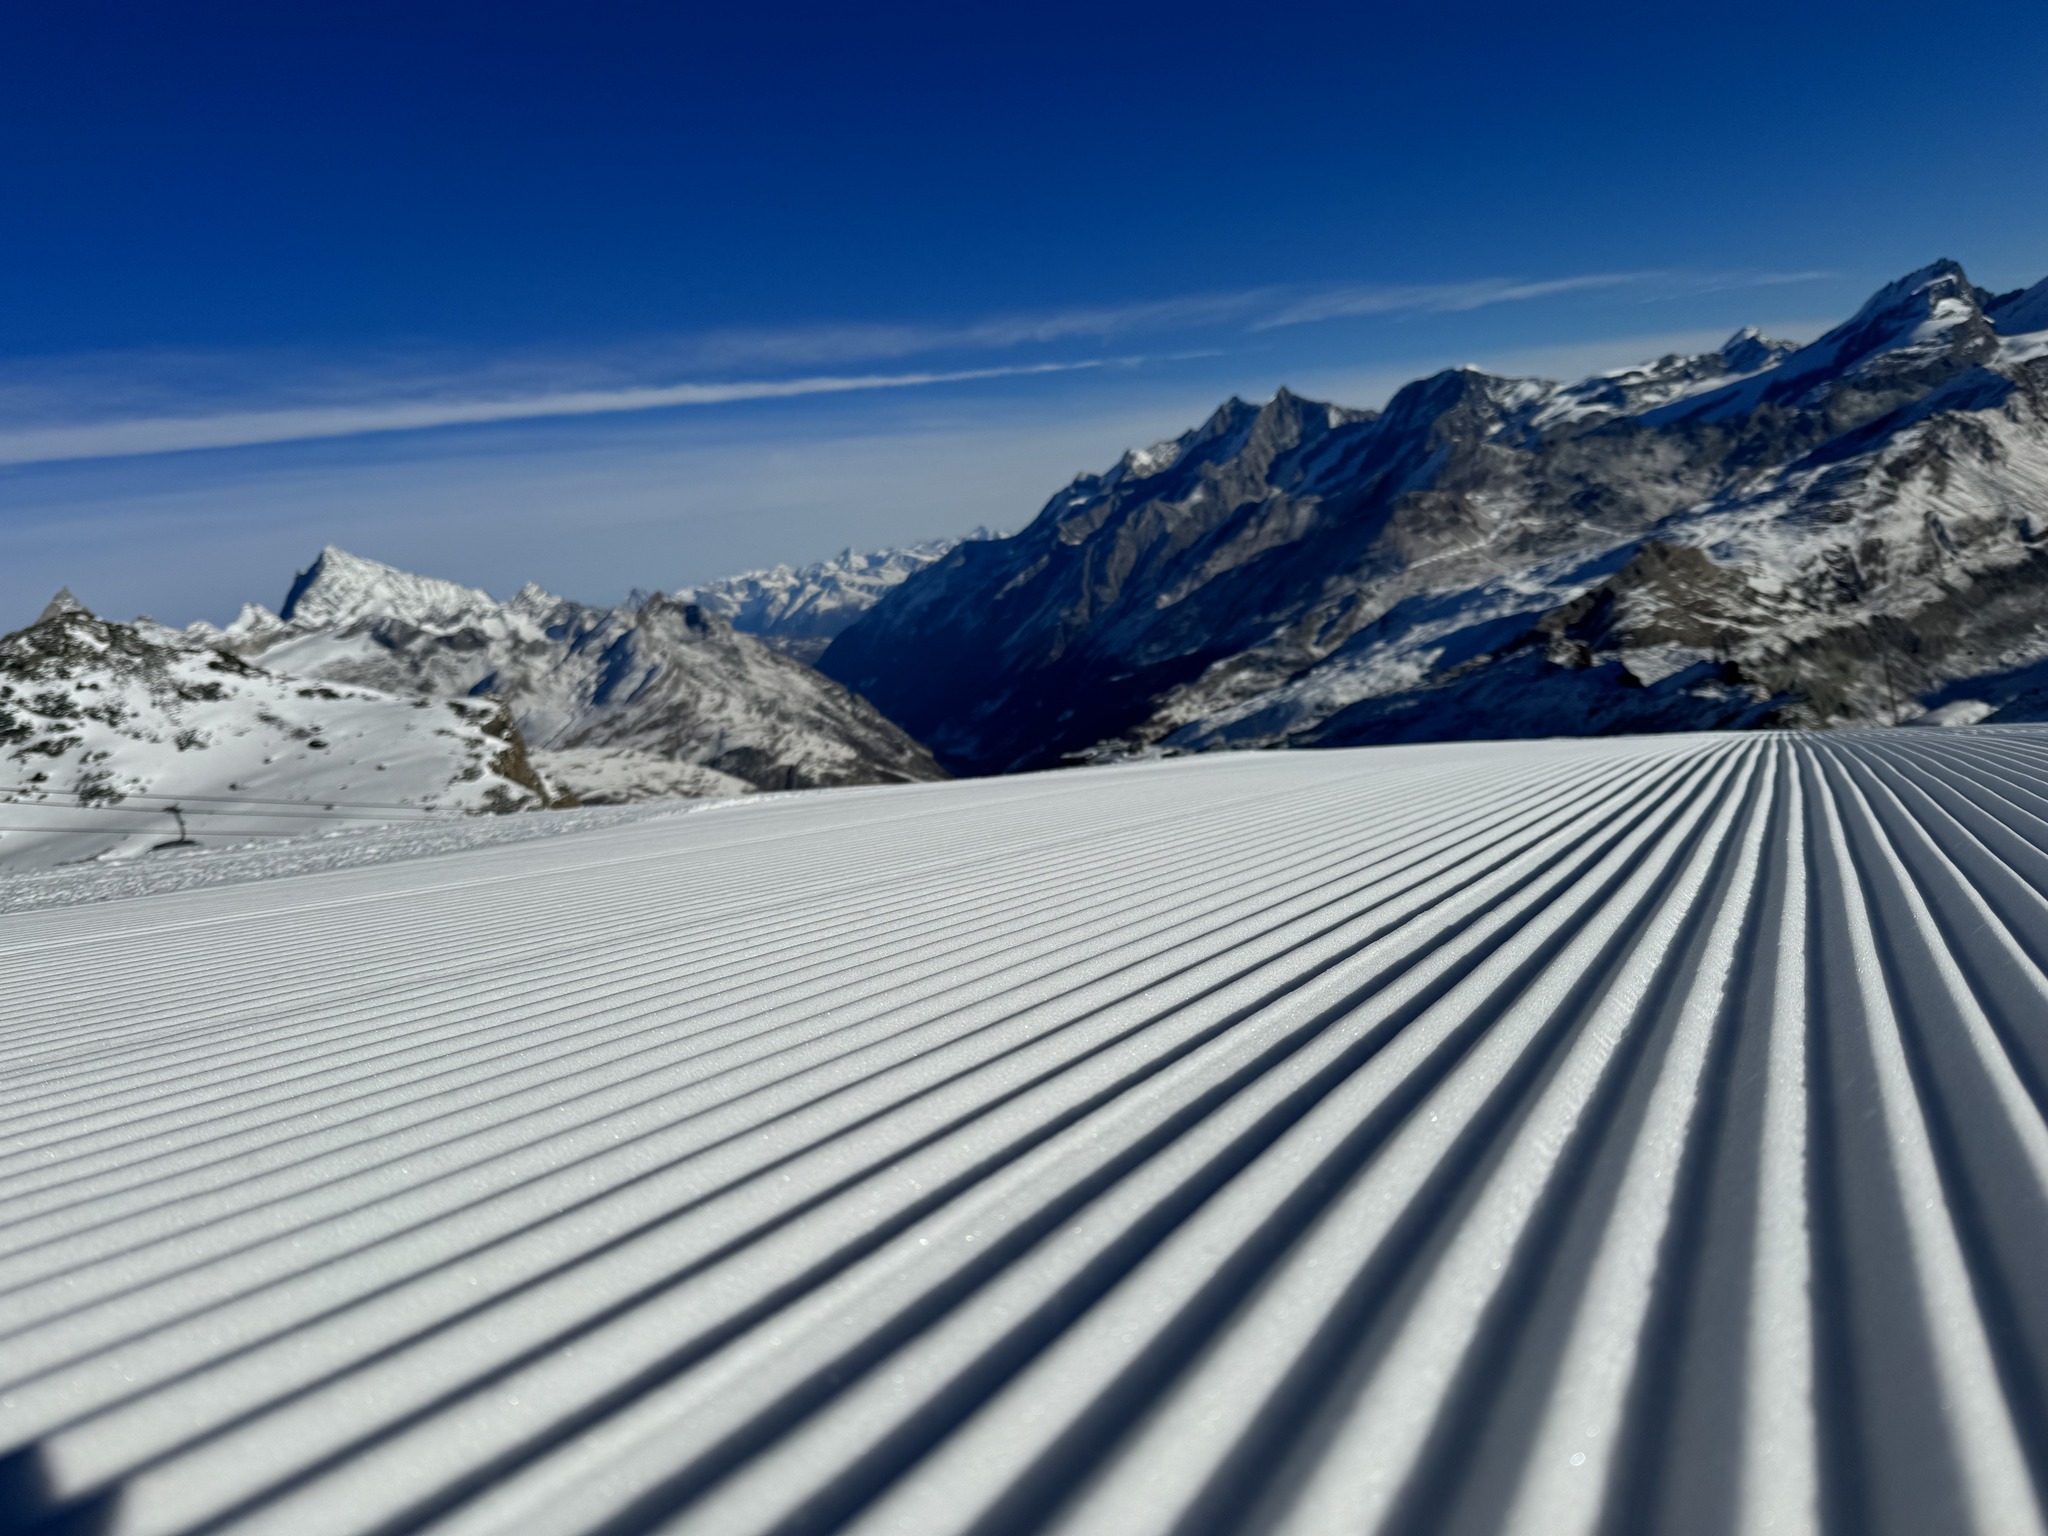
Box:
5, 0, 2048, 627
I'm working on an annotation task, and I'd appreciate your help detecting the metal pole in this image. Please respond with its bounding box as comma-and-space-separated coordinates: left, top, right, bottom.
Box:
1875, 627, 1900, 724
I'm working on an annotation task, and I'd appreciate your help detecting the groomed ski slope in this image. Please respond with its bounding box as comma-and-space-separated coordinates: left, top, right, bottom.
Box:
2, 729, 2047, 1536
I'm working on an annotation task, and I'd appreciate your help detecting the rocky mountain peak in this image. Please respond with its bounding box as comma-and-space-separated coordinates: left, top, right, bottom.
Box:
1181, 396, 1263, 462
821, 256, 2048, 773
1376, 365, 1538, 443
35, 588, 87, 625
230, 550, 947, 799
1989, 274, 2048, 337
279, 546, 503, 631
1796, 257, 1995, 377
1116, 437, 1188, 481
0, 599, 555, 867
508, 582, 566, 622
675, 537, 965, 661
1717, 326, 1798, 375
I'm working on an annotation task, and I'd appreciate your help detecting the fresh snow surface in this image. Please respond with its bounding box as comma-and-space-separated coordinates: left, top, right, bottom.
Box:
0, 798, 691, 914
0, 608, 545, 871
4, 730, 2047, 1536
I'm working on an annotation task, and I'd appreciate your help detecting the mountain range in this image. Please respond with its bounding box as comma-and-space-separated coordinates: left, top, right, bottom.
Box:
0, 542, 950, 866
194, 547, 945, 801
673, 535, 988, 663
819, 259, 2048, 774
13, 254, 2048, 868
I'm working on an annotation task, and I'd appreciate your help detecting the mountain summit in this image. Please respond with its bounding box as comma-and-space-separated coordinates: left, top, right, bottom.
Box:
279, 545, 508, 631
203, 549, 945, 800
820, 259, 2048, 773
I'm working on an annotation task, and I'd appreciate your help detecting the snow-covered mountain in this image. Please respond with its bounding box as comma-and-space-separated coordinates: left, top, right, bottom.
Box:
0, 593, 551, 869
674, 534, 989, 663
821, 259, 2048, 773
203, 546, 944, 800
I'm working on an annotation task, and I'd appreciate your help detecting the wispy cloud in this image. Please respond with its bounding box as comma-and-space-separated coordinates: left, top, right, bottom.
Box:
1251, 269, 1836, 330
663, 271, 1830, 364
0, 361, 1106, 467
661, 294, 1283, 369
1251, 274, 1647, 328
0, 267, 1830, 466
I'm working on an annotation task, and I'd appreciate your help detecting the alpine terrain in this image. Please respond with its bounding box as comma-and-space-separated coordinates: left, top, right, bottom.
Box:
820, 259, 2048, 775
674, 535, 984, 663
0, 591, 552, 868
200, 547, 946, 800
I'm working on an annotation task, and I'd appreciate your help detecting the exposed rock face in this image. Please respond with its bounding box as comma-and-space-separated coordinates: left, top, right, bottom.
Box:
820, 259, 2048, 772
0, 598, 551, 868
202, 547, 945, 798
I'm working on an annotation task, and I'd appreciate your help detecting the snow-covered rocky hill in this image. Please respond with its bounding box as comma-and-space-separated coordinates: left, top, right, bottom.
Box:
199, 546, 944, 800
822, 259, 2048, 775
674, 534, 987, 663
0, 592, 551, 869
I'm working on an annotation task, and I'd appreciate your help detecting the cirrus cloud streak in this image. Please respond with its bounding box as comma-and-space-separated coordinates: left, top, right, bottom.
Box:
0, 267, 1831, 467
0, 361, 1107, 467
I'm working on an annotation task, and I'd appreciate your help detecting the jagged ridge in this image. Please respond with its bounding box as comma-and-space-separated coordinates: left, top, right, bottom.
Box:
206, 547, 946, 800
820, 259, 2048, 773
673, 536, 989, 664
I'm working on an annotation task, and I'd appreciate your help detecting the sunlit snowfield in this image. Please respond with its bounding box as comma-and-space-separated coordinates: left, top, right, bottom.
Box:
3, 731, 2047, 1536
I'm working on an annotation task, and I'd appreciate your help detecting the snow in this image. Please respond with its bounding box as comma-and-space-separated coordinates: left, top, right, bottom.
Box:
1908, 698, 1997, 727
0, 608, 545, 871
280, 544, 505, 630
1121, 439, 1185, 477
1525, 329, 1800, 431
529, 747, 754, 804
0, 797, 690, 914
674, 536, 980, 654
212, 550, 945, 795
1991, 274, 2048, 337
2, 730, 2044, 1534
1061, 262, 2048, 759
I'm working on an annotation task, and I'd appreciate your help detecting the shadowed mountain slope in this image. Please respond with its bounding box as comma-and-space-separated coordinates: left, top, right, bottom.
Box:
822, 260, 2048, 773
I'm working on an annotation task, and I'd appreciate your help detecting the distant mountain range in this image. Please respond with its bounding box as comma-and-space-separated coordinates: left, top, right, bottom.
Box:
672, 533, 992, 663
195, 546, 944, 801
818, 258, 2048, 774
1, 543, 950, 866
14, 253, 2048, 866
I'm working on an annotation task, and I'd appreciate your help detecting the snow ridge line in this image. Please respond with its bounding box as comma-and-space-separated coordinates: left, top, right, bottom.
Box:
0, 732, 2043, 1536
